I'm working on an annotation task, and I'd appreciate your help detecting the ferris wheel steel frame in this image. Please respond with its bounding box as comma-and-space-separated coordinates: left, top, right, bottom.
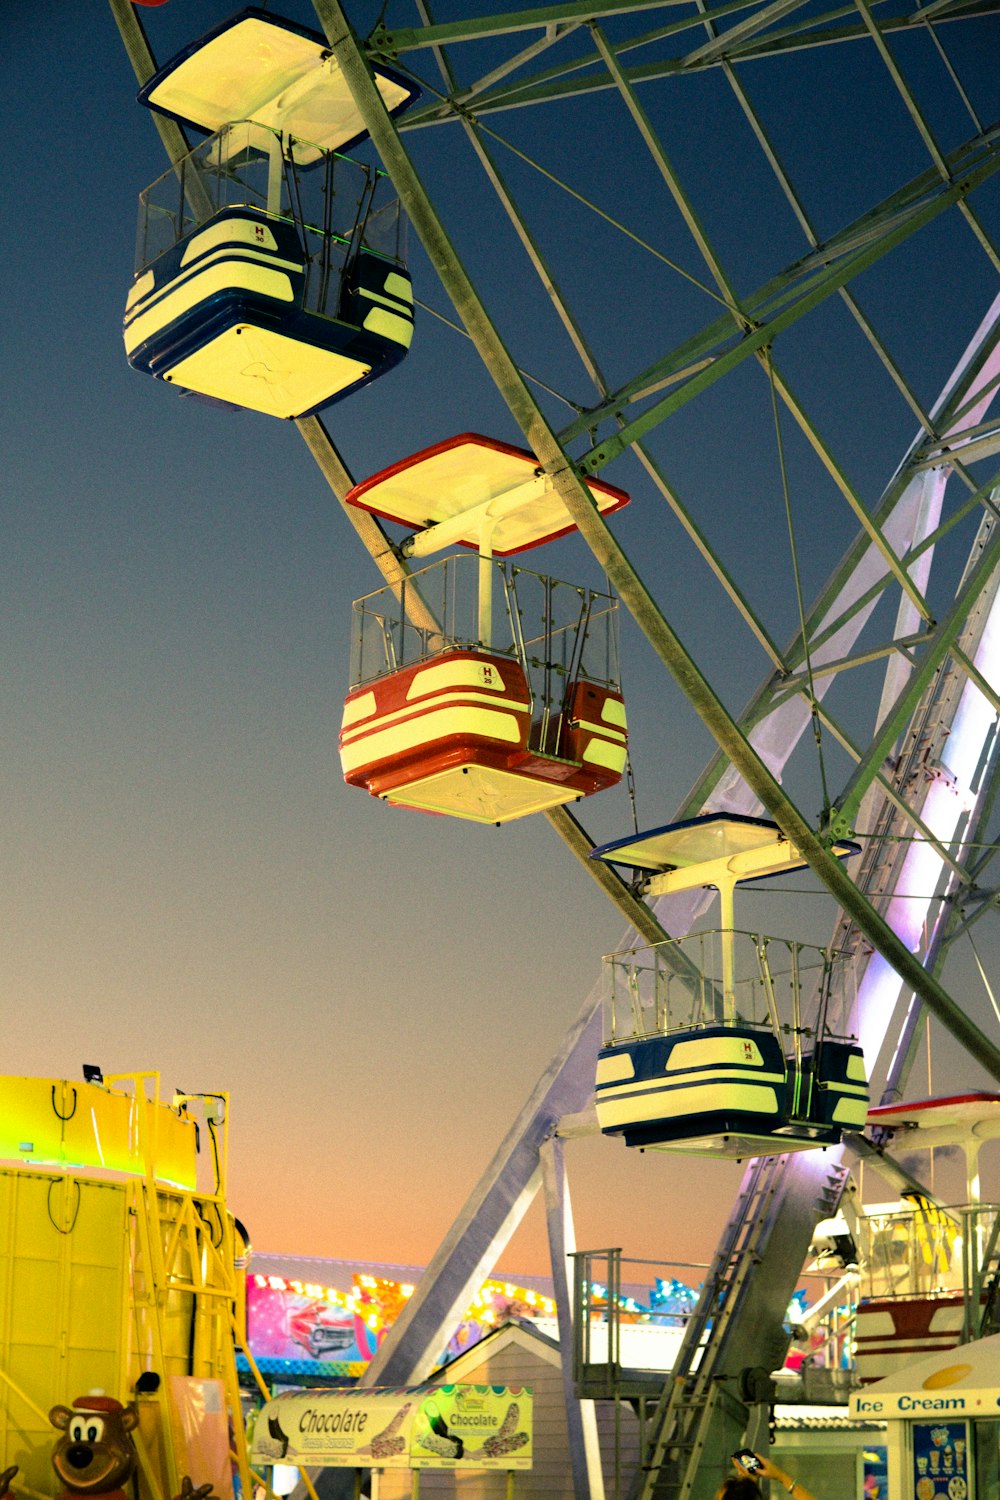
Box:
108, 0, 1000, 1490
312, 0, 1000, 1072
308, 0, 1000, 1445
107, 2, 1000, 1051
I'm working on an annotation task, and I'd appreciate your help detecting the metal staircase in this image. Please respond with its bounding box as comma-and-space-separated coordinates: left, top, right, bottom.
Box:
629, 507, 1000, 1500
635, 1153, 849, 1500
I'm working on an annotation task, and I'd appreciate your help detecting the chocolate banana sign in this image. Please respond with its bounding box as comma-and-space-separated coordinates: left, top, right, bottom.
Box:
412, 1386, 533, 1470
250, 1386, 533, 1471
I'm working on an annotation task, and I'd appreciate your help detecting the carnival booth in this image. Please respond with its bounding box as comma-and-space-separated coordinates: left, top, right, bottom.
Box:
849, 1331, 1000, 1500
590, 814, 869, 1156
124, 9, 418, 417
339, 434, 631, 823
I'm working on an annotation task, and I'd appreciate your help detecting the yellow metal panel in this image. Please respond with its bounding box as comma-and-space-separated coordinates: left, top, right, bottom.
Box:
146, 1109, 199, 1192
142, 16, 413, 156
666, 1036, 767, 1070
0, 1078, 197, 1188
405, 659, 511, 698
340, 704, 524, 775
361, 306, 413, 348
595, 1054, 636, 1084
341, 691, 528, 747
123, 263, 295, 354
572, 715, 627, 740
581, 737, 628, 771
126, 271, 155, 311
384, 764, 578, 823
60, 1084, 134, 1173
180, 219, 282, 263
0, 1078, 68, 1165
384, 272, 413, 302
832, 1096, 870, 1126
596, 1082, 781, 1128
341, 691, 377, 728
598, 1069, 785, 1101
0, 1170, 129, 1493
165, 325, 370, 419
347, 433, 629, 554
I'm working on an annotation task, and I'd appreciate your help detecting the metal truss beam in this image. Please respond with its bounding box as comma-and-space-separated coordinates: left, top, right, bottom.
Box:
680, 303, 1000, 820
374, 0, 999, 67
360, 987, 604, 1386
563, 132, 1000, 469
540, 1137, 604, 1500
311, 0, 1000, 1073
771, 630, 930, 694
454, 101, 789, 668
829, 517, 1000, 833
382, 0, 1000, 122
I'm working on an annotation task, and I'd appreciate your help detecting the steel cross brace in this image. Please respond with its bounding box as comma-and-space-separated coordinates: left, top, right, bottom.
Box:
829, 511, 1000, 836
372, 0, 1000, 79
104, 0, 674, 953
310, 0, 1000, 1083
563, 128, 1000, 469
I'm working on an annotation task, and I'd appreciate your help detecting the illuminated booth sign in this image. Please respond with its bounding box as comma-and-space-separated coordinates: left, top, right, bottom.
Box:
849, 1334, 1000, 1500
251, 1385, 533, 1471
247, 1274, 364, 1368
245, 1272, 558, 1373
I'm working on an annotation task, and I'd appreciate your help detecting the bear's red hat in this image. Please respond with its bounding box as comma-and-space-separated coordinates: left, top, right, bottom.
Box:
70, 1397, 126, 1414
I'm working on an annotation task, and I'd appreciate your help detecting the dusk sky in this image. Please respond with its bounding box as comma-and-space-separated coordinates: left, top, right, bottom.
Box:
4, 0, 1000, 1279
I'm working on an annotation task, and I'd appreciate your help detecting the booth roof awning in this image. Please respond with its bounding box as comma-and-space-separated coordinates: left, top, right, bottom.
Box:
849, 1333, 1000, 1420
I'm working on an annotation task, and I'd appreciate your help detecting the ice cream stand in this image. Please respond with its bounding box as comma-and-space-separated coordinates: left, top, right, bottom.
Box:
848, 1333, 1000, 1500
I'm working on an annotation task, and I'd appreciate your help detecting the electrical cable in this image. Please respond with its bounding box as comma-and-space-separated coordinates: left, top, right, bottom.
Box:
47, 1177, 81, 1235
50, 1086, 77, 1122
764, 346, 832, 825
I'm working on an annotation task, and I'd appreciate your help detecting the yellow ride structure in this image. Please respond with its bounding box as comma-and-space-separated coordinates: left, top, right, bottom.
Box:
0, 1072, 255, 1500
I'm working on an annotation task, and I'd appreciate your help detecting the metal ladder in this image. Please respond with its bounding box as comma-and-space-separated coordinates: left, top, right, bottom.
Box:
635, 1154, 786, 1500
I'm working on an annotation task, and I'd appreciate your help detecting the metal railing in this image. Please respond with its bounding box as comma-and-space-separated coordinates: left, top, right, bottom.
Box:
571, 1249, 709, 1400
349, 555, 620, 691
603, 930, 857, 1043
135, 118, 406, 304
856, 1200, 1000, 1335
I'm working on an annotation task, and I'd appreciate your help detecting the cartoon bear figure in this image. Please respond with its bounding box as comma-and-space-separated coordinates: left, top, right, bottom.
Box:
49, 1393, 215, 1500
49, 1394, 139, 1500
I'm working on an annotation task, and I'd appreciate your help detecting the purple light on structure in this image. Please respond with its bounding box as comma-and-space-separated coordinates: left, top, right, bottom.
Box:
857, 548, 1000, 1064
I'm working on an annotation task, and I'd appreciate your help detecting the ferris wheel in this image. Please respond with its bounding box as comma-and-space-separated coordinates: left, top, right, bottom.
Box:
109, 0, 1000, 1493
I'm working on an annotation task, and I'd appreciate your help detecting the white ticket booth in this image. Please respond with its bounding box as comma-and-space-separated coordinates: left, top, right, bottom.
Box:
849, 1332, 1000, 1500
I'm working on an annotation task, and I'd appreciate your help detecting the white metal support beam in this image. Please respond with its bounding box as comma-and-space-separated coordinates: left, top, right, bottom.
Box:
361, 989, 604, 1385
541, 1135, 606, 1500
